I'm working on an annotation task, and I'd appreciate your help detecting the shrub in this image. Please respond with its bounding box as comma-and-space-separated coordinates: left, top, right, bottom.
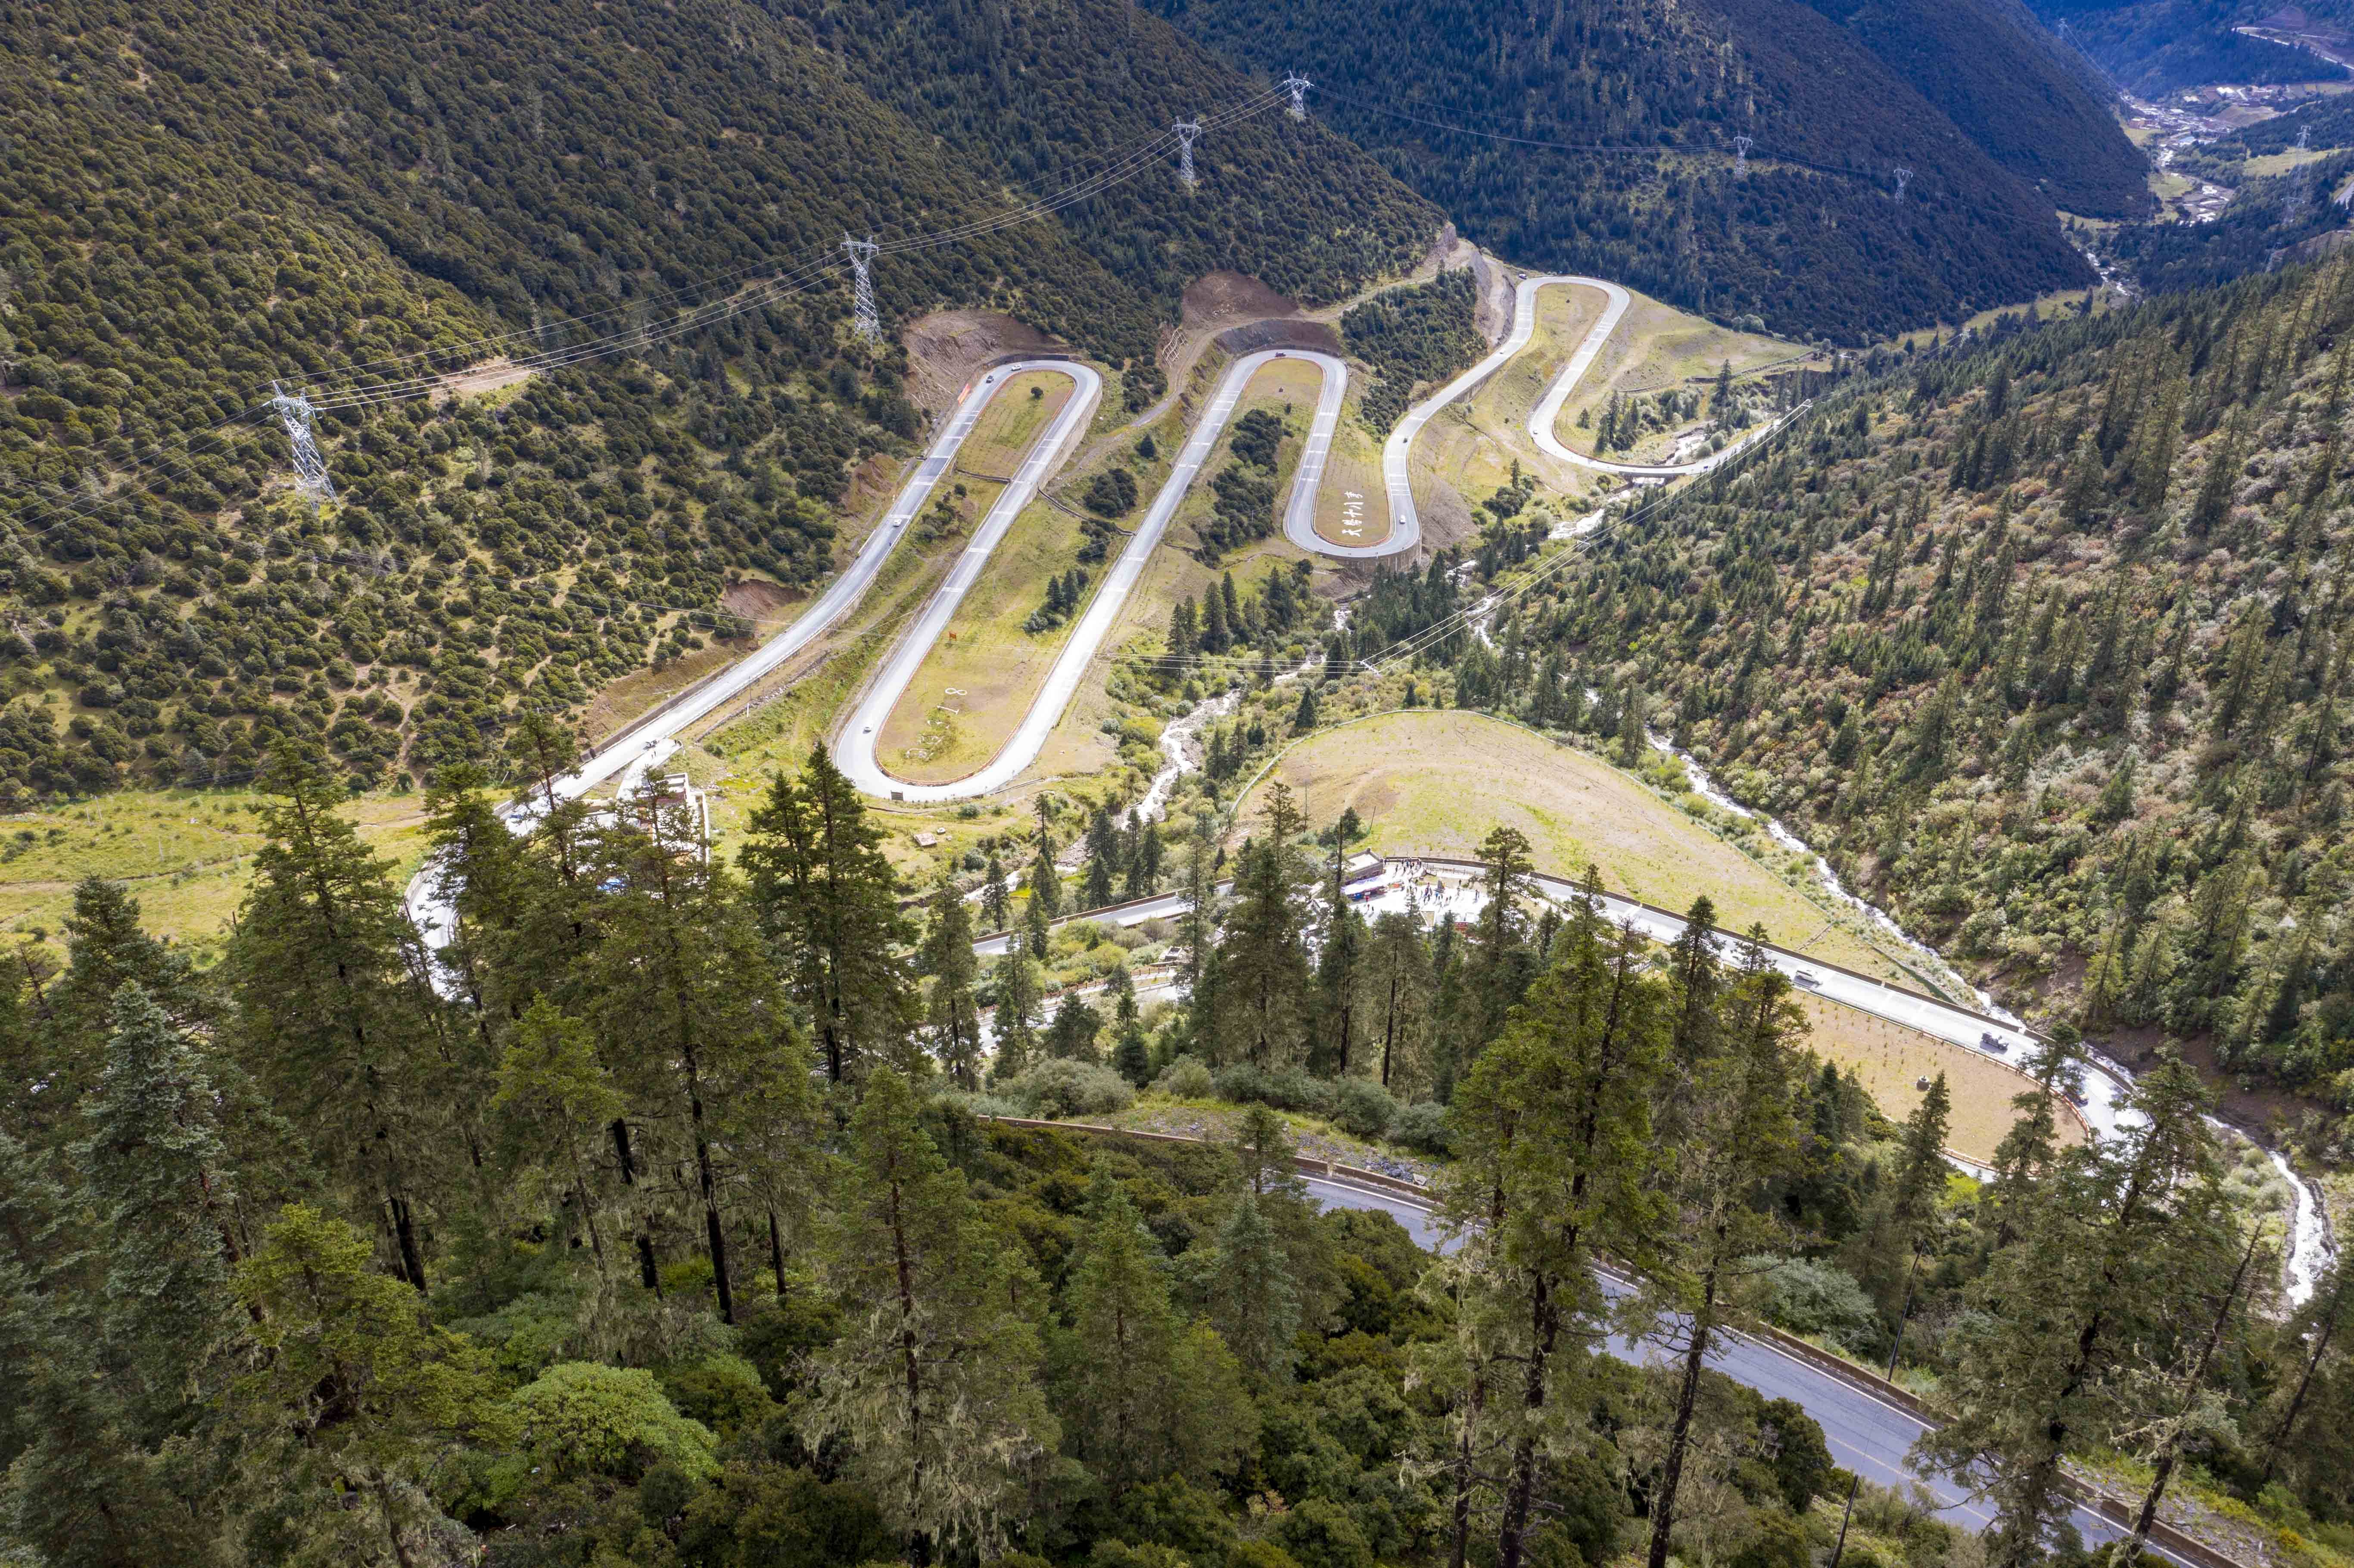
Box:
1390, 1101, 1452, 1156
1329, 1077, 1397, 1140
1213, 1061, 1332, 1114
1153, 1055, 1214, 1098
507, 1362, 718, 1481
1742, 1255, 1881, 1356
1003, 1060, 1134, 1119
1270, 1497, 1375, 1568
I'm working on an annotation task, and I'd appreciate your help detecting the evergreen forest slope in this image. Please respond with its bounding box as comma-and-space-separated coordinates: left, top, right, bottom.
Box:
0, 0, 1435, 800
2025, 0, 2348, 94
1144, 0, 2123, 342
1439, 255, 2354, 1123
1798, 0, 2152, 217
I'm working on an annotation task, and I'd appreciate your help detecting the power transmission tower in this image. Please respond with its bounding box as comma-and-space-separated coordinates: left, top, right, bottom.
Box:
1733, 134, 1753, 175
1283, 72, 1314, 119
842, 234, 881, 343
1174, 119, 1202, 190
2298, 123, 2311, 150
269, 381, 336, 509
1892, 167, 1913, 202
2285, 177, 2310, 223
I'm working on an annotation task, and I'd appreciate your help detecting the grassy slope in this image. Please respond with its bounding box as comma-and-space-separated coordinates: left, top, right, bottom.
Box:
1245, 709, 1906, 982
873, 371, 1088, 782
0, 792, 432, 962
1541, 289, 1803, 461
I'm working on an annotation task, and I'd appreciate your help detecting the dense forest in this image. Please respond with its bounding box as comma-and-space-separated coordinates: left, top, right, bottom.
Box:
0, 0, 1436, 801
1377, 249, 2354, 1135
6, 724, 2351, 1568
1145, 0, 2114, 342
2025, 0, 2346, 94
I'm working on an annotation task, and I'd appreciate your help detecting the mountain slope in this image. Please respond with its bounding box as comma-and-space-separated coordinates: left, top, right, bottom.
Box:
0, 0, 1436, 801
1801, 0, 2152, 218
2026, 0, 2346, 93
1430, 255, 2354, 1114
1145, 0, 2099, 343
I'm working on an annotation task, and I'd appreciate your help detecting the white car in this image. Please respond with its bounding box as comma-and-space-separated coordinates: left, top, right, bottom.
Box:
1792, 969, 1821, 989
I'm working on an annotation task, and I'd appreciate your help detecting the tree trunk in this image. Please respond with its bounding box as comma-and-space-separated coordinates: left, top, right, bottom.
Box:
2121, 1224, 2262, 1568
1496, 1267, 1560, 1568
385, 1186, 427, 1291
1648, 1262, 1723, 1568
2264, 1269, 2347, 1484
638, 1231, 663, 1296
769, 1207, 790, 1300
1380, 969, 1399, 1089
1450, 1357, 1487, 1568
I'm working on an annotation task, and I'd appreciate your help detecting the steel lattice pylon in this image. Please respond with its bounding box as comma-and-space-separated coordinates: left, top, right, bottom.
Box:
1174, 119, 1202, 190
842, 233, 881, 343
270, 381, 336, 508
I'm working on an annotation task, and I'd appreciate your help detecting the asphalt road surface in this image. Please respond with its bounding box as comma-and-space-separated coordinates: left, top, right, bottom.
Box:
1298, 1174, 2177, 1561
838, 348, 1324, 803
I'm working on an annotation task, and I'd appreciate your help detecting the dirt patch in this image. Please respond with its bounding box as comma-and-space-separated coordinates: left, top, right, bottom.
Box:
1213, 319, 1344, 357
1797, 993, 2086, 1165
903, 310, 1061, 417
433, 358, 535, 404
1182, 271, 1303, 329
720, 579, 803, 622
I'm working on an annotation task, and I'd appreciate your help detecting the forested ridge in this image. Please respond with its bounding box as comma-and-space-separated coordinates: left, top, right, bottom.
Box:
2024, 0, 2348, 95
1387, 251, 2354, 1135
5, 726, 2347, 1568
0, 0, 1435, 803
1144, 0, 2116, 342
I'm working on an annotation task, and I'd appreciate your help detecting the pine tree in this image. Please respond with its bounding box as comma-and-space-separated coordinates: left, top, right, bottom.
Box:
1208, 1191, 1299, 1384
1056, 1174, 1256, 1487
1207, 828, 1312, 1069
981, 851, 1011, 933
1083, 805, 1118, 910
1463, 826, 1538, 1057
232, 1204, 514, 1565
993, 939, 1043, 1080
920, 872, 984, 1089
72, 984, 245, 1440
1645, 931, 1807, 1568
1027, 799, 1063, 923
742, 744, 916, 1083
586, 808, 813, 1324
1922, 1057, 2223, 1568
1361, 911, 1434, 1093
1124, 809, 1163, 900
490, 997, 625, 1273
1440, 873, 1672, 1568
802, 1070, 1056, 1555
229, 742, 446, 1290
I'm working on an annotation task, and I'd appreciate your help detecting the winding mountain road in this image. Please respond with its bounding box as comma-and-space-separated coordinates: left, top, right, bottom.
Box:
839, 347, 1332, 803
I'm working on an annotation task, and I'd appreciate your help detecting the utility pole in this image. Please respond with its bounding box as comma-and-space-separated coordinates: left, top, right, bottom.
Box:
1283, 72, 1314, 120
1892, 167, 1913, 202
842, 233, 881, 344
1174, 118, 1202, 190
269, 381, 336, 510
1733, 134, 1753, 176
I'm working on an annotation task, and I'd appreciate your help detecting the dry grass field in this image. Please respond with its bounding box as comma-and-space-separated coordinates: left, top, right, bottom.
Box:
1797, 993, 2087, 1164
1408, 278, 1609, 508
1541, 289, 1798, 465
1248, 709, 1905, 983
0, 790, 434, 960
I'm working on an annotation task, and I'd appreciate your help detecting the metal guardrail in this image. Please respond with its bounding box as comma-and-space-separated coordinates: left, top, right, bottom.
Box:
975, 1114, 2252, 1568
